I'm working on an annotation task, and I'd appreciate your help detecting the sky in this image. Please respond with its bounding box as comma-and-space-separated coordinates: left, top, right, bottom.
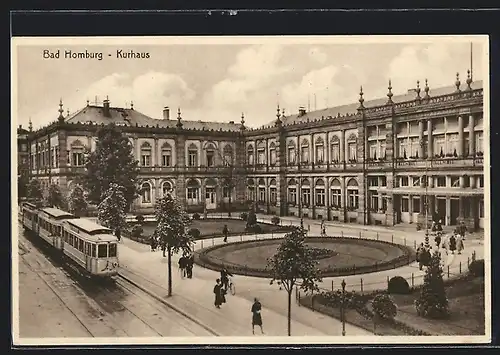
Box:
14, 37, 487, 130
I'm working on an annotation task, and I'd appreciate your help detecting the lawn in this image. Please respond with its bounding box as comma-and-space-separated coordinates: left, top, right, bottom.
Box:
133, 218, 285, 239
301, 275, 485, 336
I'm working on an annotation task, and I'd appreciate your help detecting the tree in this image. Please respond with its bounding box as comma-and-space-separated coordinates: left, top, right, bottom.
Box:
83, 124, 140, 208
27, 179, 43, 201
154, 193, 194, 297
17, 159, 30, 200
46, 183, 64, 208
68, 184, 88, 216
267, 228, 322, 336
97, 183, 128, 238
415, 250, 450, 319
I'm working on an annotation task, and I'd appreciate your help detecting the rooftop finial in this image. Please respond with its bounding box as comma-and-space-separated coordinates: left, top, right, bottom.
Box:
28, 117, 33, 132
282, 108, 285, 117
424, 79, 430, 99
67, 108, 70, 117
387, 80, 393, 104
58, 98, 65, 120
455, 72, 461, 92
416, 80, 421, 99
130, 100, 134, 110
240, 112, 246, 131
176, 107, 183, 129
276, 103, 281, 119
358, 86, 365, 108
466, 69, 472, 90
86, 99, 89, 106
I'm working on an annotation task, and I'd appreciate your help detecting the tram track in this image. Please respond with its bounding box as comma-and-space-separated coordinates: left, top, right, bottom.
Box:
17, 228, 214, 338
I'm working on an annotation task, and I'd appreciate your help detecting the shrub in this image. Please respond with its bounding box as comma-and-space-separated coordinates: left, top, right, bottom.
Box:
131, 224, 143, 239
246, 210, 257, 227
271, 216, 281, 225
246, 224, 263, 233
240, 212, 248, 221
388, 276, 411, 294
320, 290, 367, 310
189, 228, 201, 239
135, 214, 145, 224
192, 212, 201, 220
372, 294, 397, 320
468, 259, 484, 278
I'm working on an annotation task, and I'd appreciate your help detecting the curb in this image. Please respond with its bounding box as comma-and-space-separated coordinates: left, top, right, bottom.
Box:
117, 270, 220, 336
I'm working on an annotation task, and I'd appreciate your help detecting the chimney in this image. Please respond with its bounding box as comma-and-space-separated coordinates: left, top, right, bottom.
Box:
163, 106, 170, 120
229, 121, 234, 124
298, 106, 307, 117
18, 124, 22, 129
103, 96, 111, 117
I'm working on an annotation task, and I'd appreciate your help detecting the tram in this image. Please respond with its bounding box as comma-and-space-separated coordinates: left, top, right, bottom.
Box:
20, 202, 119, 278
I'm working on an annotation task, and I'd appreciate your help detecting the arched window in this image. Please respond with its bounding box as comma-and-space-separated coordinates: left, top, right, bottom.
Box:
347, 134, 357, 162
70, 140, 85, 167
288, 178, 297, 206
162, 180, 173, 196
287, 140, 296, 165
330, 178, 342, 208
186, 179, 200, 204
347, 178, 359, 209
257, 141, 266, 165
300, 139, 310, 163
140, 142, 152, 167
257, 178, 266, 203
247, 145, 254, 165
330, 135, 340, 163
269, 142, 277, 165
205, 142, 216, 167
161, 142, 172, 167
223, 144, 233, 166
269, 178, 277, 205
247, 178, 255, 201
301, 178, 311, 206
141, 182, 152, 203
315, 137, 325, 164
315, 178, 325, 206
188, 143, 198, 167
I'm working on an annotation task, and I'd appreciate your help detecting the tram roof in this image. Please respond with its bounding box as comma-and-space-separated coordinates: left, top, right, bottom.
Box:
41, 207, 75, 219
66, 218, 113, 235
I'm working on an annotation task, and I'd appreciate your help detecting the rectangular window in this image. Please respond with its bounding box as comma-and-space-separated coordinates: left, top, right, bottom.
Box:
412, 177, 421, 186
446, 133, 459, 155
368, 177, 379, 187
413, 197, 421, 213
187, 188, 198, 200
288, 148, 295, 164
382, 195, 388, 211
98, 244, 107, 258
72, 151, 84, 166
108, 243, 117, 257
434, 135, 445, 156
370, 192, 379, 211
380, 176, 387, 187
141, 154, 151, 167
369, 142, 378, 159
331, 189, 341, 208
398, 138, 407, 158
437, 176, 446, 187
301, 188, 311, 206
206, 151, 215, 166
315, 145, 324, 163
348, 142, 357, 161
188, 150, 197, 167
475, 131, 483, 154
92, 244, 96, 257
347, 190, 359, 209
401, 198, 409, 213
479, 176, 484, 188
258, 150, 265, 165
479, 198, 484, 218
301, 146, 309, 163
270, 149, 276, 165
288, 188, 297, 205
330, 144, 340, 162
451, 176, 460, 187
400, 176, 409, 187
259, 187, 266, 202
315, 188, 325, 206
223, 186, 230, 198
162, 151, 171, 167
270, 188, 277, 203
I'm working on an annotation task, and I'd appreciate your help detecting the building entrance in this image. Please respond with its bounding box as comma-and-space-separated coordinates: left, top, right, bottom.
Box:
450, 198, 459, 226
205, 187, 217, 210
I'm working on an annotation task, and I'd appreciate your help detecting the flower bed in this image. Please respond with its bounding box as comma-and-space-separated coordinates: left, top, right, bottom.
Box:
195, 236, 415, 278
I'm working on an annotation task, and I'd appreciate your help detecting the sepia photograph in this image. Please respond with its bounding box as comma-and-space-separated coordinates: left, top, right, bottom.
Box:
11, 35, 490, 345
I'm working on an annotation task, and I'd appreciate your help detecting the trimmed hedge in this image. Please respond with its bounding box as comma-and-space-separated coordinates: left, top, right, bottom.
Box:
468, 259, 484, 277
388, 276, 411, 294
195, 236, 416, 278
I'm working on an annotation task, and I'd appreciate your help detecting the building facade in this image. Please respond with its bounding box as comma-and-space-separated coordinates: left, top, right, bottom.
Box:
24, 74, 485, 230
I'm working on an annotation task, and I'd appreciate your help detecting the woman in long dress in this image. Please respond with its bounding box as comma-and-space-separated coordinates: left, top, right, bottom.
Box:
251, 298, 264, 334
456, 235, 464, 255
214, 279, 225, 308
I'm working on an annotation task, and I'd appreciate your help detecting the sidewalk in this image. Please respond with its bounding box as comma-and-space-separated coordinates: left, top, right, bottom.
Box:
118, 237, 372, 337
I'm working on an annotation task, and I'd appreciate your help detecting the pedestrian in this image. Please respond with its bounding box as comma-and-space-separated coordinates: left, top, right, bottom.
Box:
213, 279, 225, 309
161, 240, 166, 257
416, 242, 423, 269
322, 225, 327, 237
251, 298, 264, 335
459, 221, 468, 240
456, 234, 464, 255
223, 224, 229, 243
436, 220, 443, 233
115, 229, 121, 242
220, 267, 233, 291
150, 235, 157, 252
186, 253, 194, 278
449, 234, 457, 255
178, 255, 187, 278
420, 247, 431, 270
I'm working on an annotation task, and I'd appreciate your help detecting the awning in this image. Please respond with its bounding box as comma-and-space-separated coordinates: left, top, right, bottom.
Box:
386, 187, 484, 196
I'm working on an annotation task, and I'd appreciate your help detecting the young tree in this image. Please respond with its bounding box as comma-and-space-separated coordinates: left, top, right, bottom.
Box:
83, 124, 140, 208
268, 228, 322, 336
154, 193, 193, 297
46, 183, 64, 208
68, 184, 88, 217
415, 250, 450, 319
97, 183, 128, 238
27, 179, 43, 201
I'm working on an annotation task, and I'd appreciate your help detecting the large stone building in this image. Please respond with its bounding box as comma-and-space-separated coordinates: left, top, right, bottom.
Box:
24, 73, 485, 230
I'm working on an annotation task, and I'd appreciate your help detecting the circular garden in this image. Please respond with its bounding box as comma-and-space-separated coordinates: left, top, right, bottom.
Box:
195, 237, 416, 278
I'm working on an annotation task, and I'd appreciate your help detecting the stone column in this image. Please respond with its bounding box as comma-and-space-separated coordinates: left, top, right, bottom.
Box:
459, 176, 465, 188
469, 114, 476, 157
409, 194, 413, 220
175, 136, 186, 207
427, 119, 433, 157
470, 175, 476, 189
153, 137, 158, 166
418, 120, 424, 158
340, 176, 346, 222
445, 197, 451, 226
458, 115, 464, 157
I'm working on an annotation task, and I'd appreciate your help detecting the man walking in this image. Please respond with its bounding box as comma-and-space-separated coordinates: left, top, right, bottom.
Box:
223, 224, 229, 243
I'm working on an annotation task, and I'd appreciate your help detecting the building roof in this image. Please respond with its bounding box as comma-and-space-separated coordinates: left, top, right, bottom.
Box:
65, 105, 242, 132
66, 218, 112, 235
274, 80, 483, 127
17, 125, 29, 135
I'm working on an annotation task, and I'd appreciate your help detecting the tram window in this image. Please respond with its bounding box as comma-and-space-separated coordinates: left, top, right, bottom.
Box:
78, 239, 84, 252
108, 243, 117, 257
97, 244, 107, 258
92, 244, 96, 257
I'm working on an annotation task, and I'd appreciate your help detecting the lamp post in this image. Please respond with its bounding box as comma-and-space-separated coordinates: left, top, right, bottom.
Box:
341, 279, 346, 336
419, 138, 430, 249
